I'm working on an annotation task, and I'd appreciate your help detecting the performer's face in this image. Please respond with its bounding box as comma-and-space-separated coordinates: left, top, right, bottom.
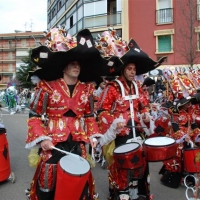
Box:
64, 61, 80, 78
123, 63, 136, 81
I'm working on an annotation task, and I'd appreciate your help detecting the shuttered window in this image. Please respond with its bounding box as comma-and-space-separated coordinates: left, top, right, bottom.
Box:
158, 35, 171, 52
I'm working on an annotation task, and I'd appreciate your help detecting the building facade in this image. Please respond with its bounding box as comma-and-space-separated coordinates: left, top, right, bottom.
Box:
0, 31, 46, 89
47, 0, 200, 69
47, 0, 129, 41
129, 0, 200, 69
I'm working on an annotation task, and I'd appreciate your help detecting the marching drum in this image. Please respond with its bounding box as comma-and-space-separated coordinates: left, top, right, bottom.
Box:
113, 142, 144, 170
143, 137, 177, 162
0, 128, 11, 182
54, 154, 91, 200
183, 147, 200, 173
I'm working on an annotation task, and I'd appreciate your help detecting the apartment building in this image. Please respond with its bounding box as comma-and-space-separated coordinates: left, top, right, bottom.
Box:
0, 31, 46, 89
47, 0, 200, 70
47, 0, 129, 41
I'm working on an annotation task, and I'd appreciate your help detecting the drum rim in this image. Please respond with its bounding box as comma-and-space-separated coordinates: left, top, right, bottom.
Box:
60, 166, 90, 176
113, 142, 140, 154
144, 137, 175, 147
59, 155, 90, 176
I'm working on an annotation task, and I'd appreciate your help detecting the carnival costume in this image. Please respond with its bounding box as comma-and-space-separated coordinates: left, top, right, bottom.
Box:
25, 27, 109, 200
158, 67, 200, 188
94, 28, 166, 200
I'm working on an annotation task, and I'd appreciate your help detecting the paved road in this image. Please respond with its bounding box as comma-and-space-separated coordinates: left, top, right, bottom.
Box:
0, 109, 189, 200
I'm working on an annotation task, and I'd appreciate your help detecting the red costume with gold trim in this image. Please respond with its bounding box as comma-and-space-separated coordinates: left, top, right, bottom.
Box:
97, 76, 150, 194
26, 79, 99, 200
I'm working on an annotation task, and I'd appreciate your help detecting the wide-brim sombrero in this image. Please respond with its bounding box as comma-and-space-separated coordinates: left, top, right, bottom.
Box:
172, 97, 191, 113
119, 39, 167, 75
142, 77, 155, 87
30, 29, 107, 82
190, 90, 200, 105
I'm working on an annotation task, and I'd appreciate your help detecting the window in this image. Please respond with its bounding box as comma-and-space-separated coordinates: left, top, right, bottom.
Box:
158, 35, 171, 52
195, 27, 200, 50
70, 16, 73, 28
154, 29, 174, 53
8, 40, 12, 48
197, 0, 200, 20
156, 0, 173, 24
58, 0, 62, 11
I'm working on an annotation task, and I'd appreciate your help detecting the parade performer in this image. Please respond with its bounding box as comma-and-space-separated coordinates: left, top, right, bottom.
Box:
159, 95, 195, 188
6, 86, 18, 114
94, 28, 166, 200
25, 27, 108, 200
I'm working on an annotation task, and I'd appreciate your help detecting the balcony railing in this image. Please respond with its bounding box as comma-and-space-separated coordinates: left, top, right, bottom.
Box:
0, 56, 16, 61
156, 8, 173, 24
0, 42, 38, 49
67, 12, 122, 36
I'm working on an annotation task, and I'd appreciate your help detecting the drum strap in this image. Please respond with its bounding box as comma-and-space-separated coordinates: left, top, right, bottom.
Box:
115, 80, 139, 138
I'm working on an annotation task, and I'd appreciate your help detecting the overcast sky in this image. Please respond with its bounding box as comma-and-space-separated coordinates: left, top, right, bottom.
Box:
0, 0, 47, 34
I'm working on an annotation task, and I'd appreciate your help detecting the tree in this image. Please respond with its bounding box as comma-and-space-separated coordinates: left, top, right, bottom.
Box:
16, 49, 37, 89
176, 0, 200, 68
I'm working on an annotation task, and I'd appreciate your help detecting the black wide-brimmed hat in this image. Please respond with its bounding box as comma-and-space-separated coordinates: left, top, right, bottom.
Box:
190, 89, 200, 105
119, 39, 167, 75
172, 97, 191, 113
102, 39, 167, 77
142, 77, 155, 87
30, 29, 107, 82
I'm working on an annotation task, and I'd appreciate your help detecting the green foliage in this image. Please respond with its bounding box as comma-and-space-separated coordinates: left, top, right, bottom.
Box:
16, 49, 37, 89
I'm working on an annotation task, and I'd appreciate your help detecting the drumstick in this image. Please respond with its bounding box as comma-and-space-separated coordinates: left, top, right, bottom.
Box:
51, 146, 83, 161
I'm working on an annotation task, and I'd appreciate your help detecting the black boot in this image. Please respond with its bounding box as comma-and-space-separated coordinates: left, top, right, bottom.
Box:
108, 188, 115, 200
158, 164, 166, 175
160, 171, 182, 188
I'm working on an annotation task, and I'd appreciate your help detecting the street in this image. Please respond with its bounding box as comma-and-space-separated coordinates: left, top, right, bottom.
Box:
0, 110, 188, 200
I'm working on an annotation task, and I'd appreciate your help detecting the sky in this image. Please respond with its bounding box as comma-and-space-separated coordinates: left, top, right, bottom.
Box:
0, 0, 47, 34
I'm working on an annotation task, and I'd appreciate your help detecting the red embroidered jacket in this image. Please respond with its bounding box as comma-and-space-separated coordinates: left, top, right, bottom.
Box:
97, 77, 149, 136
26, 79, 99, 151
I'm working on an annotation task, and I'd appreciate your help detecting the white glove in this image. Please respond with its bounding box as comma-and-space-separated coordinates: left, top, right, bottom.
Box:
90, 118, 126, 146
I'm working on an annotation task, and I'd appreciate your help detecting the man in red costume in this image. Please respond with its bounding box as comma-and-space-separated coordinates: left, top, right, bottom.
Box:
96, 38, 166, 200
25, 28, 106, 200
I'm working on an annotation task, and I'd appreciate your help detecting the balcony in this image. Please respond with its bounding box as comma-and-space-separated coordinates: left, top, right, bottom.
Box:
156, 8, 173, 24
0, 56, 16, 62
67, 11, 122, 36
0, 42, 38, 49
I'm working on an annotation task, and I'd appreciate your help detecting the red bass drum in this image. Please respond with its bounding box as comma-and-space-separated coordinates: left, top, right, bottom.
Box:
0, 128, 11, 182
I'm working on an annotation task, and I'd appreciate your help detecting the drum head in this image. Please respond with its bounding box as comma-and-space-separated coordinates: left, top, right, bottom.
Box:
59, 155, 90, 176
144, 137, 175, 146
114, 142, 140, 154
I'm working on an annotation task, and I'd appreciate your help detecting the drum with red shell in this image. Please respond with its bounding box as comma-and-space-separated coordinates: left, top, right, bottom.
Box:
143, 137, 177, 162
113, 142, 145, 170
0, 128, 11, 181
194, 109, 200, 125
55, 154, 92, 200
183, 147, 200, 173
